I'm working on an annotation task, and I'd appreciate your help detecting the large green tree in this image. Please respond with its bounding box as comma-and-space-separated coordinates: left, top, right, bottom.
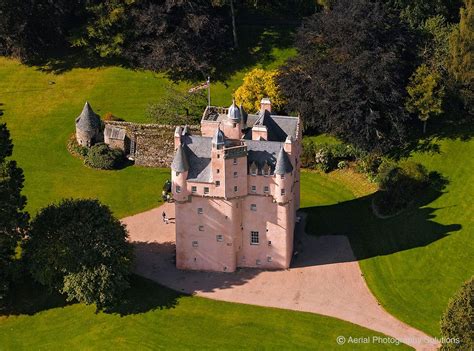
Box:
24, 199, 133, 310
279, 0, 415, 152
440, 276, 474, 350
449, 0, 474, 115
0, 120, 28, 306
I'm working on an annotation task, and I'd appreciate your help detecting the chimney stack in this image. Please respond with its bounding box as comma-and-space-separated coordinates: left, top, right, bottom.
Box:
260, 98, 272, 113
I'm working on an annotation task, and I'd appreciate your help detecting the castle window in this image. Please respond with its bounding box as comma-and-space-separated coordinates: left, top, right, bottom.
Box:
267, 256, 272, 262
268, 240, 272, 246
234, 186, 238, 192
216, 234, 223, 242
217, 154, 220, 159
216, 169, 220, 174
233, 171, 238, 178
264, 186, 269, 193
250, 231, 259, 245
280, 174, 285, 179
281, 189, 286, 196
250, 204, 257, 211
251, 185, 256, 193
233, 158, 237, 165
197, 208, 203, 215
216, 180, 220, 187
176, 185, 181, 193
256, 259, 261, 265
204, 187, 209, 194
192, 241, 198, 248
176, 171, 180, 176
198, 225, 204, 231
191, 186, 197, 193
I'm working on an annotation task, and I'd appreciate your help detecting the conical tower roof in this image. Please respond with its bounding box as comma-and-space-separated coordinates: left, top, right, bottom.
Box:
171, 144, 190, 173
275, 147, 293, 175
75, 102, 101, 131
227, 99, 241, 121
212, 127, 225, 147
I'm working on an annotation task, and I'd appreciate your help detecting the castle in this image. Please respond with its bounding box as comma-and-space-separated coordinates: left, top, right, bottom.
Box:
171, 98, 301, 272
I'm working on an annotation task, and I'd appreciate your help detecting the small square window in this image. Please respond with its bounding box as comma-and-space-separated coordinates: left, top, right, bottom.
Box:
198, 225, 204, 231
251, 185, 256, 193
192, 241, 198, 247
216, 169, 220, 174
264, 186, 269, 193
268, 240, 272, 246
197, 208, 203, 214
176, 185, 181, 193
216, 234, 223, 242
176, 171, 180, 176
256, 259, 261, 265
281, 174, 285, 179
234, 186, 238, 192
191, 186, 197, 193
204, 187, 209, 194
281, 189, 286, 196
233, 158, 237, 165
233, 171, 238, 178
250, 204, 257, 211
216, 180, 220, 187
217, 154, 220, 159
251, 231, 259, 245
267, 256, 272, 262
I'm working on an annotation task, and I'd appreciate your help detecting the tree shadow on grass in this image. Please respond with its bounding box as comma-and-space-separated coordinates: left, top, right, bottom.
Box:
1, 274, 181, 317
300, 175, 461, 263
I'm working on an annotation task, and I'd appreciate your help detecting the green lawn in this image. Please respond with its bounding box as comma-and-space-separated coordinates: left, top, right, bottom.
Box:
0, 276, 409, 350
302, 136, 474, 337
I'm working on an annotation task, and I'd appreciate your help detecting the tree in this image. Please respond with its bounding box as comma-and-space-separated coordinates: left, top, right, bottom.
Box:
24, 199, 133, 310
449, 0, 474, 115
234, 68, 285, 113
406, 64, 445, 133
69, 0, 135, 59
124, 0, 230, 80
147, 85, 208, 125
0, 120, 28, 306
440, 276, 474, 350
279, 0, 415, 152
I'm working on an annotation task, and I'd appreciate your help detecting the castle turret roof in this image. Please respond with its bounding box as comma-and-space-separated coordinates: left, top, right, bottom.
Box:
212, 127, 225, 147
275, 147, 293, 175
75, 102, 101, 131
227, 100, 241, 121
171, 144, 190, 172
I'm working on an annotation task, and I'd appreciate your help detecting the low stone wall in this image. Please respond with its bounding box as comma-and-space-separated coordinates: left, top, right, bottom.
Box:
104, 121, 200, 167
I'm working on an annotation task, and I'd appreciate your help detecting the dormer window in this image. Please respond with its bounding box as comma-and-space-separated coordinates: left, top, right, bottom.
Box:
262, 162, 271, 176
250, 162, 258, 176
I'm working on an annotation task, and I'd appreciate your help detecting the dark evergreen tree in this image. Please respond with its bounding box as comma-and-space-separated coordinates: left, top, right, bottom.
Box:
124, 0, 230, 80
279, 0, 415, 152
0, 121, 28, 306
24, 199, 133, 310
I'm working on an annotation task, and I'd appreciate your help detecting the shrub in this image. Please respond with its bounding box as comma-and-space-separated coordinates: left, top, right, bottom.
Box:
67, 134, 88, 159
337, 160, 348, 169
24, 199, 133, 310
356, 153, 383, 181
85, 143, 124, 170
374, 161, 430, 216
440, 276, 474, 350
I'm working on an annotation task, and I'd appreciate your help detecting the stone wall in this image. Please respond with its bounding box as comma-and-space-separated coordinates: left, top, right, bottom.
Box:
103, 121, 200, 168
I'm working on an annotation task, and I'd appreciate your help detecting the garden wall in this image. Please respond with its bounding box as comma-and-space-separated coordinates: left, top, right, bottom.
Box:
103, 121, 200, 167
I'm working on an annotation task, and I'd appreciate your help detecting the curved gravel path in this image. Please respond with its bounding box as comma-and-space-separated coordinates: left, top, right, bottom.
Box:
123, 204, 439, 351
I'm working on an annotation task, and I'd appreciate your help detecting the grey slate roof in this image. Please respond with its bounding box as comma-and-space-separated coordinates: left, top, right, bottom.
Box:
211, 128, 225, 146
245, 139, 284, 175
171, 144, 190, 173
75, 102, 101, 132
274, 147, 294, 175
182, 135, 212, 182
227, 101, 241, 121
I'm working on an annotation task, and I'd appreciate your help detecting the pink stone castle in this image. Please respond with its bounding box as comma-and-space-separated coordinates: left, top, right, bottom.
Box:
171, 98, 301, 272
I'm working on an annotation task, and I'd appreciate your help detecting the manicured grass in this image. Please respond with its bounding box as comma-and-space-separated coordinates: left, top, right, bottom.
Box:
0, 276, 410, 350
301, 136, 474, 337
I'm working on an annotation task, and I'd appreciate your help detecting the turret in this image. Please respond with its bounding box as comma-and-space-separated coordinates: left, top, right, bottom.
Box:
171, 144, 189, 202
174, 126, 183, 148
274, 146, 293, 204
252, 111, 268, 140
75, 101, 101, 147
222, 100, 242, 140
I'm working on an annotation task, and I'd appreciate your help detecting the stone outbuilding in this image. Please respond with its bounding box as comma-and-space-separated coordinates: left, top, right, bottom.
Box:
104, 125, 128, 153
75, 102, 102, 147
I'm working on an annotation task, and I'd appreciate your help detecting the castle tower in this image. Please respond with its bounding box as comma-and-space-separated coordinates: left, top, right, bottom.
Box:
222, 100, 243, 140
171, 144, 189, 202
274, 147, 293, 204
75, 101, 101, 147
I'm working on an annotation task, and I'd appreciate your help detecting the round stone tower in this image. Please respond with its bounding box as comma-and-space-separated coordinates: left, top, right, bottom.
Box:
75, 101, 101, 147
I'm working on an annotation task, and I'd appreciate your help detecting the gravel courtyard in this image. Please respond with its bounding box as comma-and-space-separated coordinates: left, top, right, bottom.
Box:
123, 203, 438, 351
